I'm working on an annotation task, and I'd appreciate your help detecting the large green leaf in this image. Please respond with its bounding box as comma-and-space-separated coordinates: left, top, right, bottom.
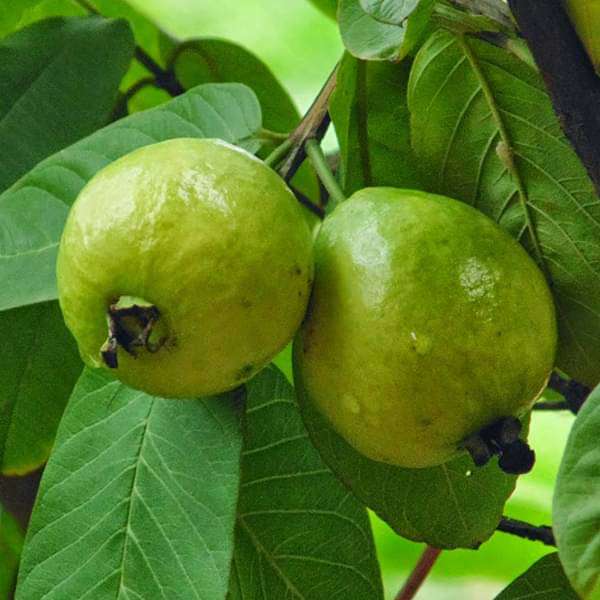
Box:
330, 52, 422, 196
308, 0, 338, 19
0, 504, 22, 599
0, 15, 133, 476
0, 302, 81, 474
359, 0, 418, 25
170, 39, 298, 136
0, 16, 134, 191
495, 553, 579, 599
7, 0, 171, 62
408, 29, 600, 387
338, 0, 434, 61
16, 369, 243, 599
4, 0, 177, 115
0, 0, 41, 37
229, 365, 384, 599
294, 345, 518, 549
0, 82, 262, 313
553, 385, 600, 599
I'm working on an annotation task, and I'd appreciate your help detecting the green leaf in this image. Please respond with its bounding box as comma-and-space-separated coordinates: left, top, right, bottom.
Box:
229, 365, 384, 599
0, 82, 262, 313
553, 385, 600, 599
338, 0, 434, 61
495, 553, 579, 599
408, 29, 600, 387
169, 38, 320, 203
0, 504, 22, 598
1, 0, 177, 115
170, 39, 298, 136
0, 302, 82, 474
0, 0, 42, 38
16, 368, 243, 599
294, 345, 518, 549
308, 0, 338, 19
0, 16, 134, 191
359, 0, 418, 25
330, 52, 422, 196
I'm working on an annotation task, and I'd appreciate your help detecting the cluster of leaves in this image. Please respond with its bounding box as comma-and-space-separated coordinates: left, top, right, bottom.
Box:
0, 0, 599, 598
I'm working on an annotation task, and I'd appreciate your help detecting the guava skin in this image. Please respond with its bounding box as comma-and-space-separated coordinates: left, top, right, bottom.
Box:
564, 0, 600, 73
57, 138, 313, 398
294, 188, 557, 468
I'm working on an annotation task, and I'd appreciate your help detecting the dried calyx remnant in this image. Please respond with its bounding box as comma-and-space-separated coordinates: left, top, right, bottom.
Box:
101, 296, 164, 369
462, 416, 535, 475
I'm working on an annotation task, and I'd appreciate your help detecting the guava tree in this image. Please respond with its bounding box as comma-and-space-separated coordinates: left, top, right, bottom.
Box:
0, 0, 599, 599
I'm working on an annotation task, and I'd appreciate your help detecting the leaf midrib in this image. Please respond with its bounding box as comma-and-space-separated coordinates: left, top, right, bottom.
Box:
457, 34, 549, 279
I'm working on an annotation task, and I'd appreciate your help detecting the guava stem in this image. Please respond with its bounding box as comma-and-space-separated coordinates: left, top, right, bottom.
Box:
264, 138, 294, 169
100, 297, 164, 369
394, 546, 442, 600
277, 65, 337, 183
497, 516, 556, 546
305, 139, 346, 208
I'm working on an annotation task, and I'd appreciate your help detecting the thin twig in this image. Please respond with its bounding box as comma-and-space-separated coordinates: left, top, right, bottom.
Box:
546, 372, 591, 414
497, 516, 556, 546
290, 186, 325, 219
507, 0, 600, 196
134, 47, 184, 96
72, 0, 99, 14
395, 546, 442, 600
277, 64, 338, 183
305, 139, 346, 207
264, 139, 294, 169
72, 0, 184, 97
533, 400, 570, 411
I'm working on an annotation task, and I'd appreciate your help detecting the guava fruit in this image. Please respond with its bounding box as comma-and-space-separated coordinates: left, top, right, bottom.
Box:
294, 188, 557, 469
57, 138, 313, 398
564, 0, 600, 73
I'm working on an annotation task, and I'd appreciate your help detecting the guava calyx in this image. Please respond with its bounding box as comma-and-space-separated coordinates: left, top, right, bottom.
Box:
100, 296, 165, 369
461, 416, 535, 475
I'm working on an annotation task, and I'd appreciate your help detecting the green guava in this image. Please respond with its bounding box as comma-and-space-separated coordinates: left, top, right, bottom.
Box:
294, 187, 557, 469
57, 138, 313, 398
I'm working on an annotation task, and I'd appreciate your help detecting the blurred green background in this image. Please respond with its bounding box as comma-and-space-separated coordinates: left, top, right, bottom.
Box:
127, 1, 569, 597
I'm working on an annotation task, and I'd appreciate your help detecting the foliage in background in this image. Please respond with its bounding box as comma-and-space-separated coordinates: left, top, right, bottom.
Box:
0, 0, 598, 598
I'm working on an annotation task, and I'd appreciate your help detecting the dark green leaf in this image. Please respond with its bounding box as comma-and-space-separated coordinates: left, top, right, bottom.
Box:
408, 30, 600, 387
4, 0, 177, 115
553, 385, 600, 599
17, 369, 243, 599
0, 504, 22, 598
0, 302, 81, 474
0, 0, 42, 38
0, 16, 134, 191
294, 345, 518, 549
308, 0, 338, 19
229, 365, 384, 599
338, 0, 434, 61
330, 52, 422, 195
359, 0, 419, 25
0, 82, 262, 313
495, 553, 579, 599
170, 39, 298, 136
